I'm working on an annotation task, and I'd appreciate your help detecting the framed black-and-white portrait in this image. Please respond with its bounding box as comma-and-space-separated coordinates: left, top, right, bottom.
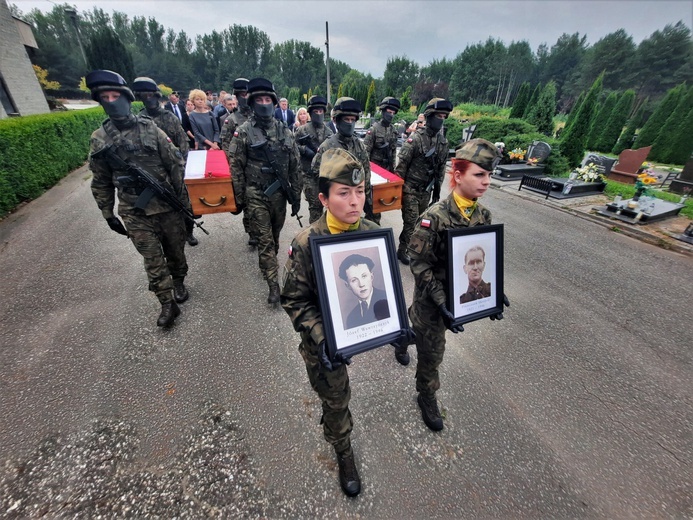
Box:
446, 224, 504, 326
310, 228, 408, 360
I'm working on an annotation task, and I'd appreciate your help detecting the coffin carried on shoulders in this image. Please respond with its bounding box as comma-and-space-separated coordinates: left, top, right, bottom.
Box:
184, 150, 237, 215
370, 162, 403, 213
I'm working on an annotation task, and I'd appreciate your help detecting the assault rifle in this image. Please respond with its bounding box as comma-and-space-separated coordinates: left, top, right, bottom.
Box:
93, 144, 209, 235
297, 133, 318, 153
250, 140, 303, 227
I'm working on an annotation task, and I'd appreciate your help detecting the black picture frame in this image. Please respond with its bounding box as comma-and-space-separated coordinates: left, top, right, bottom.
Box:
310, 228, 409, 360
446, 224, 504, 326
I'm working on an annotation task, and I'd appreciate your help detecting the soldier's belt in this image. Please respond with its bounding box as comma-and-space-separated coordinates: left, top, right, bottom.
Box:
405, 181, 429, 192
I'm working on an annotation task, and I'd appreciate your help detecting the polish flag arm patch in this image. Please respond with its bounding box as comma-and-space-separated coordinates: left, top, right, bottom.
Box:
421, 219, 431, 228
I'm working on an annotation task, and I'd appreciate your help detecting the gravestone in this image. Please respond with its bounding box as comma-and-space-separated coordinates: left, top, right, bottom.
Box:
670, 153, 693, 195
461, 125, 477, 142
527, 141, 551, 163
582, 153, 617, 176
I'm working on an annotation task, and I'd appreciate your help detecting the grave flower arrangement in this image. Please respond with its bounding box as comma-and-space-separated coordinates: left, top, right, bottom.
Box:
508, 148, 526, 162
575, 162, 604, 182
527, 157, 539, 166
634, 172, 658, 198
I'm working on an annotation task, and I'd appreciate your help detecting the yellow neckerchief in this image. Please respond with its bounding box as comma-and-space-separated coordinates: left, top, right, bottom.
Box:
453, 191, 477, 220
326, 210, 360, 234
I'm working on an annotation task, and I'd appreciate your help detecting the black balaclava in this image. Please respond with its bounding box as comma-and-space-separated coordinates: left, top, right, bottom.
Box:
381, 111, 394, 125
427, 114, 444, 132
311, 111, 324, 126
236, 93, 248, 109
252, 100, 274, 126
102, 95, 135, 129
336, 117, 356, 138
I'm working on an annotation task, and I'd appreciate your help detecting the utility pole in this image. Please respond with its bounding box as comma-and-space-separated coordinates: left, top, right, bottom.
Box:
64, 8, 88, 68
325, 21, 331, 106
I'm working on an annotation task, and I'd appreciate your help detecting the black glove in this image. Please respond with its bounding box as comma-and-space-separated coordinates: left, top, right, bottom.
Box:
106, 217, 128, 236
303, 147, 316, 159
318, 341, 351, 372
432, 183, 441, 203
390, 328, 415, 349
231, 195, 246, 215
291, 201, 301, 217
490, 293, 510, 321
438, 304, 464, 333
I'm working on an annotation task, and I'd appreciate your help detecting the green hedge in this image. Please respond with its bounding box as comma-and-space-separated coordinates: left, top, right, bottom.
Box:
0, 107, 105, 217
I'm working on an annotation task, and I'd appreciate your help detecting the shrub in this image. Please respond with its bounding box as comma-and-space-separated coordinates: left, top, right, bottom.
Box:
0, 107, 105, 217
444, 117, 464, 147
473, 117, 538, 142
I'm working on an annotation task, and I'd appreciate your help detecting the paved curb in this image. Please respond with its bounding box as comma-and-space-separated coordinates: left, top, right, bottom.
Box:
489, 181, 693, 257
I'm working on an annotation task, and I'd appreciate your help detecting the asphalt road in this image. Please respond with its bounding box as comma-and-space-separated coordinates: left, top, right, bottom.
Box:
1, 166, 691, 518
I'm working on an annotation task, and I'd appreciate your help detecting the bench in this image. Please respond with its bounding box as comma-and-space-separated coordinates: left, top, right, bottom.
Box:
608, 146, 652, 184
518, 174, 554, 199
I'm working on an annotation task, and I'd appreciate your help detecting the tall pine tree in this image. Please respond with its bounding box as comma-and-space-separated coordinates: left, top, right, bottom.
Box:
85, 27, 135, 83
587, 92, 619, 150
659, 105, 693, 165
650, 85, 693, 162
612, 101, 647, 154
560, 74, 603, 168
522, 83, 542, 119
634, 83, 687, 148
509, 82, 530, 119
563, 90, 585, 135
595, 89, 635, 153
526, 81, 557, 136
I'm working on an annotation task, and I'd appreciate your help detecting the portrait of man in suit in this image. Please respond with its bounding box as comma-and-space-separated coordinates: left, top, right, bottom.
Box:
274, 98, 295, 127
459, 245, 491, 304
338, 253, 390, 329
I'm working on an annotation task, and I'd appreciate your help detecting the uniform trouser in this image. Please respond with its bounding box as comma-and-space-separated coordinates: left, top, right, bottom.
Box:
299, 338, 352, 454
409, 300, 447, 398
122, 211, 188, 304
398, 187, 431, 252
242, 208, 254, 238
302, 175, 324, 224
247, 186, 287, 286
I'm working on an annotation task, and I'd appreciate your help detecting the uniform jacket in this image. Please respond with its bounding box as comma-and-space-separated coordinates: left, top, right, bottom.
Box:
363, 120, 398, 171
139, 107, 189, 159
294, 122, 333, 175
228, 118, 301, 206
408, 193, 492, 309
281, 213, 380, 348
395, 127, 448, 191
89, 116, 185, 218
221, 105, 253, 156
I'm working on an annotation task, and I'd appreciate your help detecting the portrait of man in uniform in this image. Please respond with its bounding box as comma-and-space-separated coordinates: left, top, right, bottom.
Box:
338, 253, 390, 329
459, 245, 492, 304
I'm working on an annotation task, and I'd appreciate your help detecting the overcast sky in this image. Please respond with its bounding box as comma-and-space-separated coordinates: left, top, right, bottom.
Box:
13, 0, 693, 77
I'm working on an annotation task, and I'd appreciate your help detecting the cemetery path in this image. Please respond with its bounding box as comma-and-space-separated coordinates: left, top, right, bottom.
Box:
0, 166, 691, 518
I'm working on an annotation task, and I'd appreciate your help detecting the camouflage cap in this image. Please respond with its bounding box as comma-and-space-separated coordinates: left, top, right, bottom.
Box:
319, 148, 365, 186
455, 138, 502, 171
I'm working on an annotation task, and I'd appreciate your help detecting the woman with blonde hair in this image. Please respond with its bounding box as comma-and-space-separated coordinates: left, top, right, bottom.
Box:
188, 88, 220, 150
293, 107, 309, 131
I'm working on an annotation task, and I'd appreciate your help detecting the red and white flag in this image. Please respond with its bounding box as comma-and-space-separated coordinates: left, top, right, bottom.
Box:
185, 150, 231, 179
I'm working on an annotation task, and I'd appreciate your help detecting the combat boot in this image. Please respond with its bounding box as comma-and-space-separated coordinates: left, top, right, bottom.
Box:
157, 301, 180, 327
267, 284, 280, 304
417, 393, 443, 431
186, 233, 199, 246
397, 249, 410, 265
173, 281, 189, 303
336, 447, 361, 497
394, 345, 410, 366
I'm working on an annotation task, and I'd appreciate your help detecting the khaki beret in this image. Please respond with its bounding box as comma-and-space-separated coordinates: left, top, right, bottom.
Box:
319, 148, 365, 186
455, 138, 501, 171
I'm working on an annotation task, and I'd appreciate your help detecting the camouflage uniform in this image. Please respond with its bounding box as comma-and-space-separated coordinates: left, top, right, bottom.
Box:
295, 122, 333, 223
395, 127, 448, 254
407, 194, 491, 397
363, 119, 398, 172
140, 106, 189, 158
281, 212, 379, 452
312, 133, 376, 223
229, 118, 301, 288
89, 116, 188, 304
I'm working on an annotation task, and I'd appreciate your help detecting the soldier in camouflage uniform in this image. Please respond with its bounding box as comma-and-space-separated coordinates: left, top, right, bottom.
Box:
295, 95, 333, 223
220, 78, 258, 247
87, 70, 189, 328
407, 139, 507, 431
311, 97, 380, 224
229, 77, 302, 304
281, 148, 381, 497
363, 96, 400, 172
132, 77, 199, 247
395, 98, 453, 265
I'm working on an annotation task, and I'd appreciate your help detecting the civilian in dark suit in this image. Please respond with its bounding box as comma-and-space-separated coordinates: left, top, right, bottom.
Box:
338, 253, 390, 329
274, 97, 295, 127
164, 91, 193, 148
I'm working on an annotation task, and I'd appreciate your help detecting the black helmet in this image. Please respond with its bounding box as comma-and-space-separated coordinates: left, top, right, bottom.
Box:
423, 98, 453, 117
379, 96, 400, 113
332, 97, 362, 119
232, 77, 249, 94
85, 69, 135, 102
131, 76, 161, 97
307, 95, 328, 113
247, 77, 278, 106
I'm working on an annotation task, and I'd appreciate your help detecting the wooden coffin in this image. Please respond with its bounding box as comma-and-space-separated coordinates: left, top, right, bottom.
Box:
370, 162, 403, 213
184, 150, 237, 215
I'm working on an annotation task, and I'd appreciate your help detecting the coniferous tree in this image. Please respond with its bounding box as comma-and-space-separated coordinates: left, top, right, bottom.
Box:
85, 27, 135, 82
595, 89, 635, 152
650, 86, 693, 162
526, 81, 557, 135
587, 91, 619, 150
522, 83, 542, 119
563, 90, 585, 134
560, 73, 603, 167
365, 80, 376, 116
509, 82, 530, 119
659, 105, 693, 165
634, 83, 687, 148
612, 102, 647, 154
